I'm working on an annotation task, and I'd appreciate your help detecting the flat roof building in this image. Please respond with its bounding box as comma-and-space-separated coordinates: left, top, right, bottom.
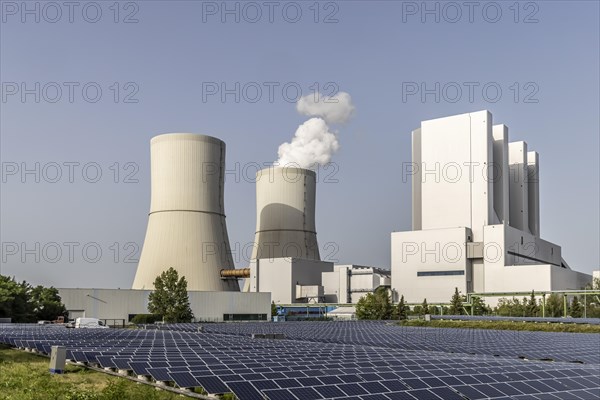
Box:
392, 111, 592, 304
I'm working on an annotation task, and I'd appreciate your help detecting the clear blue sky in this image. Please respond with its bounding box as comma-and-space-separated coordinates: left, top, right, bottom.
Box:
1, 0, 598, 287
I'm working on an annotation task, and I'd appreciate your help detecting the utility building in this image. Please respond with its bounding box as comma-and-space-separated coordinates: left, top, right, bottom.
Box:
392, 111, 592, 303
322, 265, 391, 304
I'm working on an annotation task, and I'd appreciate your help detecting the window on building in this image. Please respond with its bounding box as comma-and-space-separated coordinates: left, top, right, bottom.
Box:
417, 270, 465, 277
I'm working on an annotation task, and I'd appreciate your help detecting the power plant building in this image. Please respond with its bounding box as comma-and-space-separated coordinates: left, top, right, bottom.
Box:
57, 288, 271, 323
392, 111, 592, 303
322, 265, 391, 304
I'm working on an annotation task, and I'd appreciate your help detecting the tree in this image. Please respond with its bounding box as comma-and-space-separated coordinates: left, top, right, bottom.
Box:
526, 291, 539, 317
355, 287, 393, 320
148, 268, 194, 323
545, 293, 563, 317
570, 296, 583, 318
0, 276, 35, 322
376, 288, 393, 319
271, 301, 278, 318
0, 276, 68, 323
397, 295, 408, 320
420, 298, 429, 316
30, 286, 67, 321
449, 288, 464, 315
471, 297, 489, 316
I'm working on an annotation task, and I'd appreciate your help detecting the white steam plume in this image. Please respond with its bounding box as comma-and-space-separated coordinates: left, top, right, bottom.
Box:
296, 91, 355, 124
277, 118, 339, 168
276, 92, 354, 169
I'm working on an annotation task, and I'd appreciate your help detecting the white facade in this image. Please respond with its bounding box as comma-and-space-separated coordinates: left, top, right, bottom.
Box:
392, 111, 592, 304
247, 257, 333, 304
251, 167, 320, 260
322, 265, 391, 304
132, 133, 238, 291
58, 289, 270, 322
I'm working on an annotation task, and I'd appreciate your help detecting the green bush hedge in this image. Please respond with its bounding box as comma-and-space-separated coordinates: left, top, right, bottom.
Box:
130, 314, 162, 324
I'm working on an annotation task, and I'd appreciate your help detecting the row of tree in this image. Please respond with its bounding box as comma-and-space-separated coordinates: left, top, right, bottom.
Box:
355, 279, 600, 320
355, 287, 482, 320
0, 275, 67, 322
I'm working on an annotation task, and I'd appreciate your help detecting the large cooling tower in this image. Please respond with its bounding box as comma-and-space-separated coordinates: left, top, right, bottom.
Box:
132, 133, 239, 291
251, 167, 320, 260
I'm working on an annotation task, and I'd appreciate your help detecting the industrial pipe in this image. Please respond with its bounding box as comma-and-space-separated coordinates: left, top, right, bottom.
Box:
220, 268, 250, 278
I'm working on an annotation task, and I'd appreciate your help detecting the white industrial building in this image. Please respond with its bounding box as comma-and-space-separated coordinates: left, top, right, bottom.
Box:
57, 288, 271, 323
322, 265, 391, 304
392, 111, 592, 304
245, 258, 333, 304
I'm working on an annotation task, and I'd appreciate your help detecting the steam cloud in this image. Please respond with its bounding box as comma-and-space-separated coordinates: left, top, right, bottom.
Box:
276, 91, 354, 169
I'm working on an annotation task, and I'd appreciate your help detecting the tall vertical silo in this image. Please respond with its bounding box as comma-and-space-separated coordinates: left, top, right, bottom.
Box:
132, 133, 239, 291
251, 167, 320, 260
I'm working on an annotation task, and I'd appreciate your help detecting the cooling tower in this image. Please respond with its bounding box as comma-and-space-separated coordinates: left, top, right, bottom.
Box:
132, 133, 239, 291
251, 167, 320, 260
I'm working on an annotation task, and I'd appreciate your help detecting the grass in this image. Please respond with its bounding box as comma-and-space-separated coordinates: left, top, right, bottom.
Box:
397, 319, 600, 333
0, 344, 182, 400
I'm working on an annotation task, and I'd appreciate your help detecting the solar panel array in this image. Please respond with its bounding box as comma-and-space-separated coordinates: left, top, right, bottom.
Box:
0, 323, 598, 400
202, 321, 600, 365
429, 315, 600, 325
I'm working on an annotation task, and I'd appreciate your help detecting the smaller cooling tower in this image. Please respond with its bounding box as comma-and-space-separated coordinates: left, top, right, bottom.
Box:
251, 167, 320, 260
132, 133, 239, 291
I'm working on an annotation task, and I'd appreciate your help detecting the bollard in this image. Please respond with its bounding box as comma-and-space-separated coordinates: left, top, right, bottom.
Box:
49, 346, 66, 374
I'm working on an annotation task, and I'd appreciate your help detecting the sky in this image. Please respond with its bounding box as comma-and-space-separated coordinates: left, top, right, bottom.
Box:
1, 0, 598, 288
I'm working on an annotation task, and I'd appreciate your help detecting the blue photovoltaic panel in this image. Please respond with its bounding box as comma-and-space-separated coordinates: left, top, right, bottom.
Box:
314, 385, 346, 398
195, 375, 229, 394
263, 388, 296, 400
288, 387, 323, 400
169, 371, 199, 388
227, 381, 264, 400
112, 358, 133, 370
146, 368, 171, 382
128, 361, 150, 375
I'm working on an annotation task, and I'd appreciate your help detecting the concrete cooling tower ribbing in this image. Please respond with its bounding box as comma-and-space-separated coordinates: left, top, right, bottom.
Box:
132, 133, 239, 291
251, 167, 320, 260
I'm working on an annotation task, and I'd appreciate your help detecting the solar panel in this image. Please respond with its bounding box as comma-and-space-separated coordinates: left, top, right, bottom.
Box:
386, 392, 418, 400
338, 382, 369, 396
146, 367, 171, 382
262, 388, 296, 400
167, 371, 197, 388
128, 361, 150, 375
359, 381, 389, 394
195, 375, 229, 394
313, 385, 346, 398
429, 386, 464, 400
227, 381, 266, 400
288, 387, 323, 400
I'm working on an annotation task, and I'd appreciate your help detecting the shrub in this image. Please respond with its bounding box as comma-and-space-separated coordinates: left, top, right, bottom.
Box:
130, 314, 163, 324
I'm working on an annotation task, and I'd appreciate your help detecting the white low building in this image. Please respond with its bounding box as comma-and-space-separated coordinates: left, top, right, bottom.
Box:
245, 257, 333, 304
322, 265, 391, 304
392, 111, 592, 304
58, 288, 271, 323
